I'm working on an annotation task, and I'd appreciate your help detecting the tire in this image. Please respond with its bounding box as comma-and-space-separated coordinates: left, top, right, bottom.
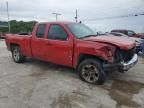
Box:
11, 46, 25, 63
77, 59, 106, 85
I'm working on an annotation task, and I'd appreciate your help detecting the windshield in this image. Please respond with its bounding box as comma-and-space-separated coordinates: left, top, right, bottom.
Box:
128, 31, 135, 35
67, 23, 96, 38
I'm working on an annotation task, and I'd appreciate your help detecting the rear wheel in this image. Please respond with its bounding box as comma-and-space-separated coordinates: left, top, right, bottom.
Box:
78, 59, 106, 85
11, 46, 25, 63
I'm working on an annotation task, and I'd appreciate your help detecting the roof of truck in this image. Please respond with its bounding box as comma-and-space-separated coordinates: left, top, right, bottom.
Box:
38, 21, 75, 25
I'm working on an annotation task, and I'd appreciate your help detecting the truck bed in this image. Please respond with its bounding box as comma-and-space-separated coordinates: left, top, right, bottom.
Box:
6, 34, 32, 57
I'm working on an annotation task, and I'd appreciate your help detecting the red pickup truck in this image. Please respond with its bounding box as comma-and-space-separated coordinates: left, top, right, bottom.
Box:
5, 22, 138, 84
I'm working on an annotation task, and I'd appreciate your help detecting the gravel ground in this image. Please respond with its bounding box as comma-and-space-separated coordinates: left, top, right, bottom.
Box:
0, 39, 144, 108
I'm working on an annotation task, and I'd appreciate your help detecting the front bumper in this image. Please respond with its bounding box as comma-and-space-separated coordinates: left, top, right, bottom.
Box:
122, 54, 138, 71
103, 54, 138, 72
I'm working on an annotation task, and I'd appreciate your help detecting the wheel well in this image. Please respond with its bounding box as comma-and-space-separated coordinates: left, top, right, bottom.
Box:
10, 43, 19, 51
77, 54, 105, 68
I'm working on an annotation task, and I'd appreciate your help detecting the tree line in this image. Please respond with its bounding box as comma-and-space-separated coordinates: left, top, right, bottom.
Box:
0, 20, 36, 33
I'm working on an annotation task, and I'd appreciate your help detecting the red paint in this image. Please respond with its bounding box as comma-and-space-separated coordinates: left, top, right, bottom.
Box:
84, 35, 135, 50
5, 22, 136, 68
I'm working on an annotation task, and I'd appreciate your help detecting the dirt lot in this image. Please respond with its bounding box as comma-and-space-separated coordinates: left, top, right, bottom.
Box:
0, 39, 144, 108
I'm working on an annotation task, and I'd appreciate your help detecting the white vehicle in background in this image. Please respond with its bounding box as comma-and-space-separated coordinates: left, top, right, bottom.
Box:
0, 32, 6, 39
110, 32, 144, 53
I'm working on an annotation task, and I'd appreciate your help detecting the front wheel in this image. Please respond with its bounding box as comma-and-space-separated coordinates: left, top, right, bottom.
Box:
12, 46, 25, 63
78, 59, 106, 85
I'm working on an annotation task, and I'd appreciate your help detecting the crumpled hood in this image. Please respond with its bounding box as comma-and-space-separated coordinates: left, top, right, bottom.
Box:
83, 35, 135, 50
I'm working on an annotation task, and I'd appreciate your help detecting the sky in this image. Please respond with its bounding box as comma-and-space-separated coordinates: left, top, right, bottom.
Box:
0, 0, 144, 33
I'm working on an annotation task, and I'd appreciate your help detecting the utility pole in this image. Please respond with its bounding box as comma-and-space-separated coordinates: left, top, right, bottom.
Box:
74, 9, 78, 23
52, 13, 61, 21
6, 1, 10, 32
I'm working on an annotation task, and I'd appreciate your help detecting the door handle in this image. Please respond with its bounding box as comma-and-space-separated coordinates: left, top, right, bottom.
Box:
46, 43, 53, 46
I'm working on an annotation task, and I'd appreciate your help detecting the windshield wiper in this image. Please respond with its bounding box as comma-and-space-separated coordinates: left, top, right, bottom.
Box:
79, 35, 96, 39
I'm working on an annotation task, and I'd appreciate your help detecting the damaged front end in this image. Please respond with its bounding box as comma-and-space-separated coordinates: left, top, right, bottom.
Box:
103, 47, 138, 72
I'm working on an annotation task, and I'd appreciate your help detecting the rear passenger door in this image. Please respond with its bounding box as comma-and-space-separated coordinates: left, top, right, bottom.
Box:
45, 24, 73, 67
31, 24, 47, 59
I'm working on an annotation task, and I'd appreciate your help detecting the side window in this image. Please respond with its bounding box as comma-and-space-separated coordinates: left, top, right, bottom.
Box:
36, 24, 46, 38
48, 25, 67, 40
